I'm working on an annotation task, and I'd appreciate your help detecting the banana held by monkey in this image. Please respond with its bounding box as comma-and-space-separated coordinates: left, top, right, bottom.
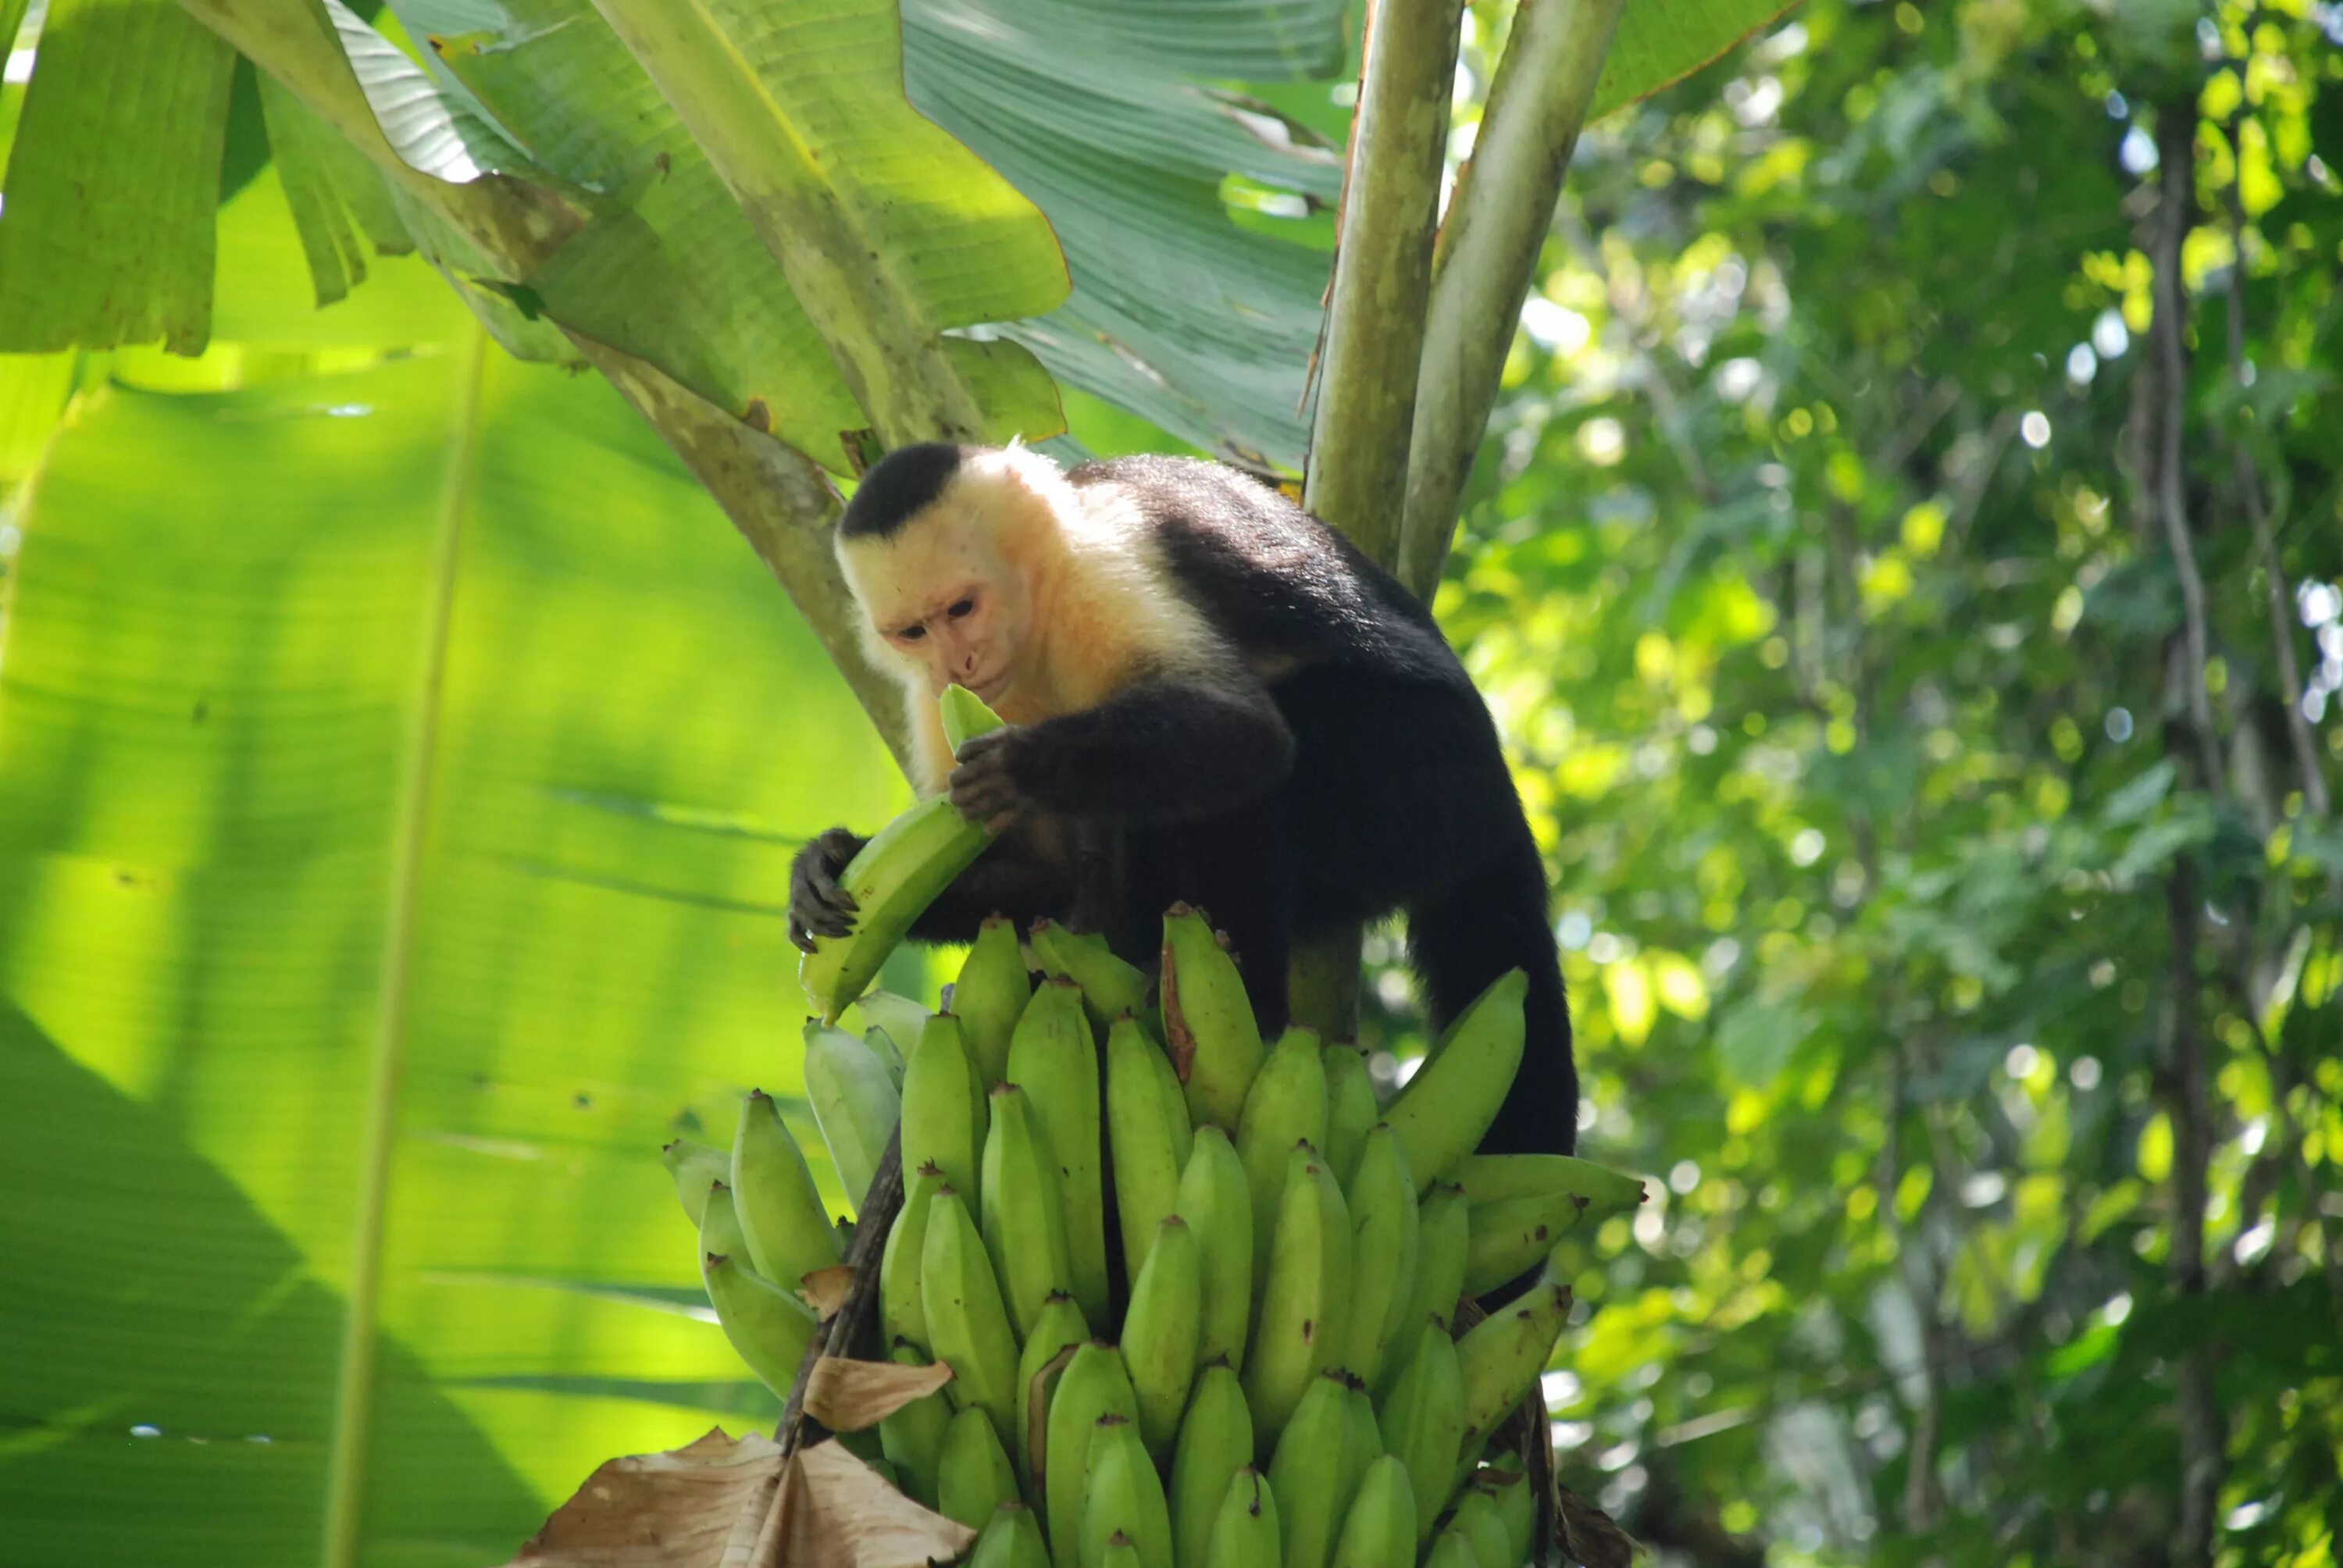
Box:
1079, 1414, 1174, 1568
1121, 1214, 1204, 1464
803, 1020, 900, 1210
902, 1013, 986, 1209
1159, 903, 1266, 1133
1206, 1469, 1282, 1568
922, 1188, 1023, 1449
1045, 1342, 1140, 1561
797, 793, 997, 1020
731, 1090, 844, 1292
980, 1082, 1077, 1341
938, 1403, 1022, 1531
1008, 977, 1111, 1326
1169, 1362, 1254, 1568
1174, 1125, 1254, 1372
1233, 1027, 1328, 1290
955, 915, 1031, 1088
1107, 1015, 1191, 1290
1382, 971, 1527, 1193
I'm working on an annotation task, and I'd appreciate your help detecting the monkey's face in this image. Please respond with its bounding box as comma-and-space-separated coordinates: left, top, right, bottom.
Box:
840, 501, 1032, 704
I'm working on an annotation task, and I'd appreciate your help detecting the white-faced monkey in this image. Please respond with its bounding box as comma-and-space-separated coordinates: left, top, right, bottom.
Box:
789, 442, 1578, 1155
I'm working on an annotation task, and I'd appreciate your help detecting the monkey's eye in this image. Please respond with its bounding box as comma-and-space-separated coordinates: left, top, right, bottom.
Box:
947, 597, 976, 619
897, 625, 926, 642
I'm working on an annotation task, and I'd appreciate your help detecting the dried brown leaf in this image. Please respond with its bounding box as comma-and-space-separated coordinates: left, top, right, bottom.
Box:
498, 1427, 783, 1568
775, 1439, 977, 1568
803, 1355, 954, 1431
799, 1263, 858, 1319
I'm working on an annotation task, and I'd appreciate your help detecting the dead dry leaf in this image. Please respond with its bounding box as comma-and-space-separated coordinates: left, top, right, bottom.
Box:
803, 1355, 954, 1431
497, 1427, 782, 1568
798, 1263, 858, 1320
771, 1439, 977, 1568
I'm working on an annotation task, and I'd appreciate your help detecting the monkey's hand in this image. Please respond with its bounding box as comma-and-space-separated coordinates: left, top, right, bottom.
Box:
789, 827, 867, 952
948, 728, 1033, 835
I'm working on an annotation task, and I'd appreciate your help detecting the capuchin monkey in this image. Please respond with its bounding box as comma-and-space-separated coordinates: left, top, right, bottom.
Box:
789, 441, 1578, 1156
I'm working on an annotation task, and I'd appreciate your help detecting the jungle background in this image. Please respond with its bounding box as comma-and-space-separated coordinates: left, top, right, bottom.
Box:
1, 0, 2338, 1565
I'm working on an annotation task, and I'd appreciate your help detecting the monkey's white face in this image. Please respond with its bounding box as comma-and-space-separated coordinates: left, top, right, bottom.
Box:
840, 499, 1034, 705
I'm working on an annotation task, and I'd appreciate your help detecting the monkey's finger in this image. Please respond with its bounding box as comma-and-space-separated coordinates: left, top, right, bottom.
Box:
790, 920, 817, 953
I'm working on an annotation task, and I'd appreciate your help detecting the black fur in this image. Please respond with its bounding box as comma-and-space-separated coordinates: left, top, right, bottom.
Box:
801, 451, 1579, 1156
839, 441, 966, 539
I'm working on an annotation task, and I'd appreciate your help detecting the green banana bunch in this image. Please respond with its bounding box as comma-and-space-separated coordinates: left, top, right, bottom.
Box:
731, 1091, 843, 1292
1008, 978, 1111, 1326
922, 1188, 1023, 1449
1407, 1182, 1472, 1338
1335, 1127, 1418, 1389
662, 1139, 729, 1226
1169, 1363, 1254, 1568
1446, 1490, 1511, 1568
1320, 1044, 1377, 1189
803, 1021, 900, 1210
971, 1501, 1053, 1568
882, 1161, 945, 1352
1174, 1126, 1254, 1372
878, 1343, 953, 1509
1159, 903, 1265, 1133
1079, 1414, 1174, 1568
1045, 1342, 1139, 1561
1204, 1469, 1281, 1568
1454, 1257, 1573, 1456
903, 1012, 986, 1207
1122, 1215, 1203, 1463
1326, 1456, 1415, 1568
1243, 1142, 1350, 1451
1032, 919, 1151, 1030
1375, 1324, 1464, 1541
1015, 1291, 1090, 1489
1264, 1373, 1354, 1568
1382, 971, 1526, 1192
1107, 1015, 1193, 1289
700, 1251, 818, 1399
1234, 1028, 1328, 1290
981, 1082, 1077, 1341
797, 797, 993, 1021
955, 915, 1031, 1088
940, 1403, 1023, 1530
1456, 1154, 1646, 1298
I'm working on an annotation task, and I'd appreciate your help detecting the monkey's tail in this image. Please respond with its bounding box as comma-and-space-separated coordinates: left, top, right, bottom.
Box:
1407, 837, 1579, 1157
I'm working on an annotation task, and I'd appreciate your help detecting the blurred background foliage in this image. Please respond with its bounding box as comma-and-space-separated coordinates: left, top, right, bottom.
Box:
0, 0, 2338, 1566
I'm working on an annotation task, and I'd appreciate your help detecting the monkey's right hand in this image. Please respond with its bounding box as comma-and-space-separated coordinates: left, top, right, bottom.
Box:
789, 827, 867, 952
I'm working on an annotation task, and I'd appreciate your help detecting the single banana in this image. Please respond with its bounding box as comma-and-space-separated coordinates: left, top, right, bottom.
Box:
882, 1161, 946, 1353
1473, 1454, 1535, 1568
970, 1501, 1053, 1568
1174, 1126, 1254, 1372
980, 1082, 1077, 1340
662, 1139, 729, 1227
1264, 1373, 1352, 1568
1100, 1534, 1146, 1568
1382, 971, 1526, 1193
939, 1403, 1022, 1531
1169, 1362, 1254, 1568
701, 1251, 818, 1399
1446, 1491, 1511, 1568
798, 793, 996, 1020
878, 1342, 954, 1510
1234, 1028, 1328, 1291
1122, 1215, 1204, 1464
1334, 1127, 1418, 1390
803, 1020, 900, 1211
1243, 1142, 1350, 1452
1405, 1182, 1472, 1337
860, 1025, 908, 1088
1423, 1530, 1482, 1568
1032, 919, 1151, 1031
731, 1092, 843, 1292
1015, 1290, 1090, 1491
1159, 903, 1266, 1134
1339, 1382, 1381, 1533
1045, 1342, 1140, 1562
1007, 977, 1111, 1326
1451, 1154, 1648, 1209
1107, 1015, 1190, 1291
922, 1187, 1024, 1451
956, 914, 1032, 1088
1321, 1043, 1378, 1190
1459, 1160, 1646, 1298
1205, 1468, 1282, 1568
940, 682, 1007, 750
1079, 1414, 1174, 1568
698, 1179, 751, 1293
903, 1012, 986, 1207
1375, 1324, 1464, 1541
1454, 1258, 1572, 1456
1325, 1456, 1416, 1568
847, 989, 929, 1071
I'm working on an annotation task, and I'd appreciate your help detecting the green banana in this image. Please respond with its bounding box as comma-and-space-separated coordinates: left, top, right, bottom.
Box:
1169, 1362, 1254, 1568
1007, 977, 1111, 1327
1265, 1373, 1353, 1568
970, 1502, 1054, 1568
922, 1188, 1023, 1449
1107, 1015, 1191, 1291
1079, 1414, 1174, 1568
1045, 1342, 1139, 1562
1122, 1214, 1204, 1463
1474, 1454, 1535, 1568
956, 914, 1032, 1088
1375, 1324, 1464, 1541
1335, 1127, 1418, 1390
1326, 1456, 1415, 1568
1033, 919, 1151, 1030
1446, 1491, 1510, 1568
662, 1139, 729, 1227
1015, 1291, 1090, 1490
803, 1020, 900, 1211
940, 682, 1007, 749
1205, 1469, 1282, 1568
1406, 1182, 1471, 1336
980, 1082, 1077, 1341
1451, 1154, 1648, 1209
1243, 1142, 1350, 1452
1234, 1028, 1328, 1290
1454, 1259, 1572, 1455
1423, 1530, 1482, 1568
1339, 1382, 1381, 1534
1382, 971, 1526, 1192
878, 1343, 953, 1510
1100, 1534, 1146, 1568
797, 793, 995, 1021
698, 1179, 751, 1291
1174, 1125, 1254, 1372
731, 1092, 843, 1292
701, 1251, 818, 1399
1321, 1044, 1378, 1189
1458, 1158, 1646, 1298
939, 1403, 1022, 1531
1460, 1194, 1601, 1299
882, 1161, 945, 1353
1159, 903, 1265, 1133
860, 1025, 908, 1087
903, 1012, 986, 1207
848, 989, 929, 1068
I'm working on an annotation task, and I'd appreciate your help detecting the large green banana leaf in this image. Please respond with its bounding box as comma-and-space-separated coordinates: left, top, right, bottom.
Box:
0, 339, 935, 1564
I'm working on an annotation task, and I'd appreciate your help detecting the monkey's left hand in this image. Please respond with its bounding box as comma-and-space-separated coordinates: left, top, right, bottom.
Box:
949, 728, 1033, 834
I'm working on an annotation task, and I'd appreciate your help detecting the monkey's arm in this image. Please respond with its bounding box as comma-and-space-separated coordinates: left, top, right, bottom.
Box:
953, 679, 1294, 827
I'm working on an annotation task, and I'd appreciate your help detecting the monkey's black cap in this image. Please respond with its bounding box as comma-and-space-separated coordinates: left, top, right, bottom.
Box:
839, 442, 966, 540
